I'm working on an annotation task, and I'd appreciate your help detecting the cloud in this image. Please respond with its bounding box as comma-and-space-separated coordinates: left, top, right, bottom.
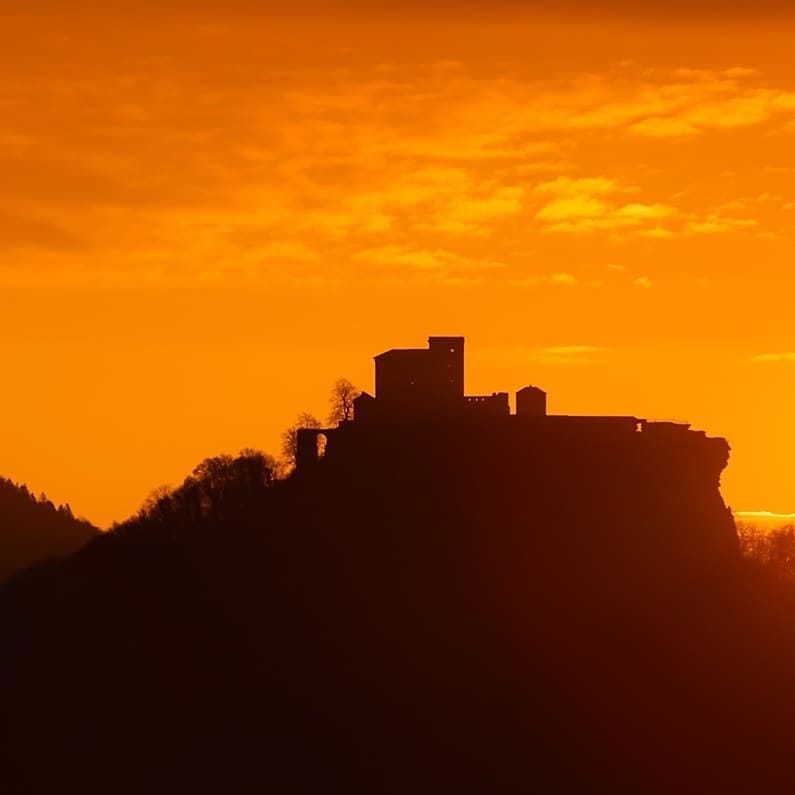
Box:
634, 276, 654, 289
628, 88, 795, 138
256, 241, 320, 263
596, 70, 795, 139
352, 245, 505, 284
751, 352, 795, 363
537, 197, 612, 223
532, 175, 763, 239
541, 345, 603, 356
472, 67, 795, 146
630, 117, 701, 137
546, 272, 577, 285
617, 203, 676, 221
546, 69, 795, 148
534, 177, 678, 234
427, 186, 525, 234
354, 245, 445, 270
685, 216, 758, 234
478, 344, 607, 367
506, 272, 582, 288
640, 227, 674, 239
534, 345, 608, 364
535, 177, 621, 197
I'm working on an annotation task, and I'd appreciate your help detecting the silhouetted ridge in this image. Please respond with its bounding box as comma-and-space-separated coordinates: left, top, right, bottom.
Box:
0, 476, 98, 581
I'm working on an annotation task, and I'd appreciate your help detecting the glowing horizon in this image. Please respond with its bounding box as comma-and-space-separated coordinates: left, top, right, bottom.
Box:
735, 511, 795, 525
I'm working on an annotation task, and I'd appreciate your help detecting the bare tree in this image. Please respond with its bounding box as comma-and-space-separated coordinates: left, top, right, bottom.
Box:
281, 412, 322, 469
237, 447, 282, 482
137, 484, 174, 521
135, 449, 279, 525
328, 378, 360, 425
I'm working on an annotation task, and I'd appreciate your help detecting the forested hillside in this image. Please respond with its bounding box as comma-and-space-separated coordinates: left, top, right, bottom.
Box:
0, 477, 98, 581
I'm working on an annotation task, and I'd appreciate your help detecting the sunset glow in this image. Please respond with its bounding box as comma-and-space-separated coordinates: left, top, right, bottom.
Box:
1, 2, 794, 525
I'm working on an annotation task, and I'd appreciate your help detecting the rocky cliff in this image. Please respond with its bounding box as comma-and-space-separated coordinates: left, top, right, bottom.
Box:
309, 415, 738, 576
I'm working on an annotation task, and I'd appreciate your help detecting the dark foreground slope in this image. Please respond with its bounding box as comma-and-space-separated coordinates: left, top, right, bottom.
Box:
0, 477, 98, 581
2, 429, 794, 794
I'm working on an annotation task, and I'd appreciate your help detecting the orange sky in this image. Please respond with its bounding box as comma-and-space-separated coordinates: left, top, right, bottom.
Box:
1, 3, 794, 526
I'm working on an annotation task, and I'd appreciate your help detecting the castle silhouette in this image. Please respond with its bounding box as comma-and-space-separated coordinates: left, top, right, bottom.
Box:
296, 335, 714, 470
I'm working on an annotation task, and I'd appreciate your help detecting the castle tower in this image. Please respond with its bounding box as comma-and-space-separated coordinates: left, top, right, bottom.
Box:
516, 386, 547, 417
427, 336, 464, 401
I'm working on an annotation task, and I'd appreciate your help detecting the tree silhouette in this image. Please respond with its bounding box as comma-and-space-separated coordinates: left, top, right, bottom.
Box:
281, 413, 323, 469
738, 522, 795, 581
137, 485, 175, 521
327, 378, 360, 425
133, 450, 278, 526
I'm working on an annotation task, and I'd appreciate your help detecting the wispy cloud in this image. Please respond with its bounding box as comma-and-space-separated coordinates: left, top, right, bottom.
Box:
352, 244, 505, 284
751, 352, 795, 363
533, 175, 759, 238
685, 216, 759, 235
541, 345, 604, 356
534, 345, 608, 364
355, 245, 445, 270
506, 272, 583, 288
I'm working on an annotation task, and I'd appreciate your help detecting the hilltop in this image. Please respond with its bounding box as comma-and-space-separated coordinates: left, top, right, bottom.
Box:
0, 477, 98, 582
2, 336, 792, 793
2, 427, 787, 793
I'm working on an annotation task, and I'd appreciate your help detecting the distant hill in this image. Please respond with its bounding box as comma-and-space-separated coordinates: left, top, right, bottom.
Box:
0, 477, 98, 581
